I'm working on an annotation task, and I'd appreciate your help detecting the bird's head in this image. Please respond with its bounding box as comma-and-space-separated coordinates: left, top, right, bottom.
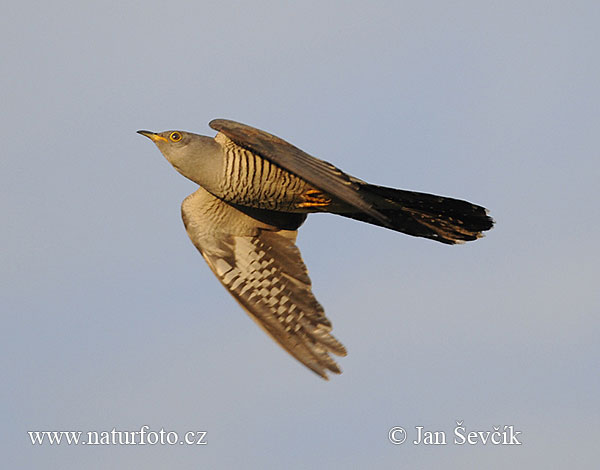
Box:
136, 130, 194, 165
137, 129, 223, 187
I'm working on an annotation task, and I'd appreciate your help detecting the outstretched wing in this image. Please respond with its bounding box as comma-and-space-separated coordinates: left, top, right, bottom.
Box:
181, 187, 346, 379
209, 118, 392, 227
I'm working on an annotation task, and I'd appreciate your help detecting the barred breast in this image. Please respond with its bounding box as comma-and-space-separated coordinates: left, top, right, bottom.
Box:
215, 133, 315, 211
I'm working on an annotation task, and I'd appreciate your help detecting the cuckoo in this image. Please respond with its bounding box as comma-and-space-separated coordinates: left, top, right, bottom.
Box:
138, 119, 494, 379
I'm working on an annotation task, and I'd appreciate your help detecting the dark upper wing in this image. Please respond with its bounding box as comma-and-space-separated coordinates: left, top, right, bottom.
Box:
181, 187, 346, 379
209, 118, 392, 227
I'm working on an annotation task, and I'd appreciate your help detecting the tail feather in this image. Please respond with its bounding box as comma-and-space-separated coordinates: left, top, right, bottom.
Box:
339, 183, 494, 244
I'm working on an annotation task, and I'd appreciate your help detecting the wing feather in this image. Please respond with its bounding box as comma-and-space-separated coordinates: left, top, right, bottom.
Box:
209, 118, 392, 227
181, 188, 346, 379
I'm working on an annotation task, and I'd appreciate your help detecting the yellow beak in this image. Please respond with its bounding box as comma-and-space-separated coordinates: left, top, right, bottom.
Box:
137, 130, 168, 142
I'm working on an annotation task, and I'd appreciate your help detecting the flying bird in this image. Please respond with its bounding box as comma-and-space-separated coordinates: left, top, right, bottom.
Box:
138, 119, 493, 379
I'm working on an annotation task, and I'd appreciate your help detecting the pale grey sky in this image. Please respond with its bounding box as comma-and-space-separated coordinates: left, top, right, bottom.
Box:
2, 1, 598, 468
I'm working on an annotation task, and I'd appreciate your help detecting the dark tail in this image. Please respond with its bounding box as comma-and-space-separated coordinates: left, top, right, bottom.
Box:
339, 183, 494, 244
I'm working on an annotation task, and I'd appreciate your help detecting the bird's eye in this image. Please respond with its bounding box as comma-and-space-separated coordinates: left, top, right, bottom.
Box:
169, 132, 182, 142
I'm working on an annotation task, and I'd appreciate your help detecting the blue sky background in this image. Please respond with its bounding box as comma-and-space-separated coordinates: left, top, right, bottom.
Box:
2, 1, 598, 468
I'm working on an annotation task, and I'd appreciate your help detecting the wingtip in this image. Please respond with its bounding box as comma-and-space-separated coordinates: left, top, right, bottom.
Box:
312, 366, 343, 381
